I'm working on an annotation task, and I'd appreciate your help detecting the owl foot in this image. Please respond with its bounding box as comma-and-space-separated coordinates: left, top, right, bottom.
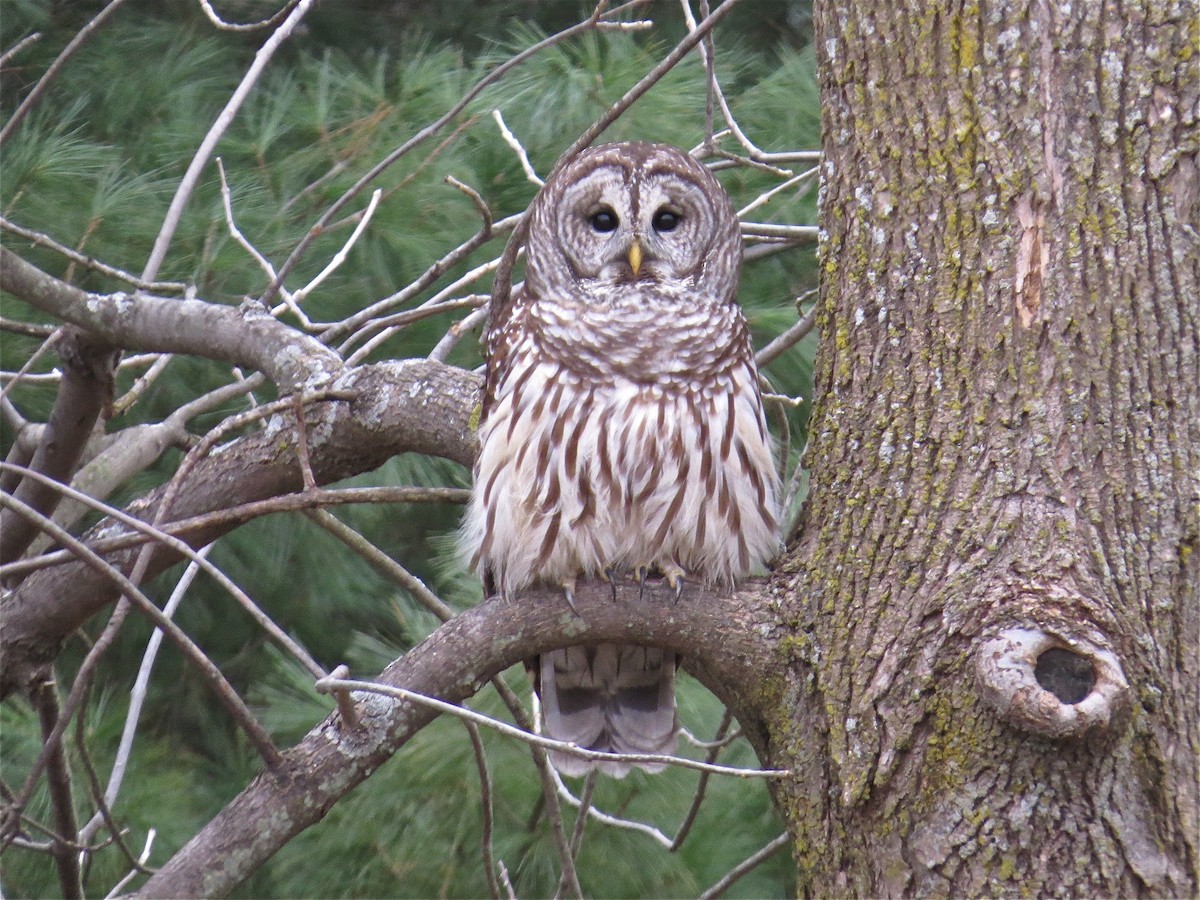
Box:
601, 566, 619, 602
660, 564, 686, 603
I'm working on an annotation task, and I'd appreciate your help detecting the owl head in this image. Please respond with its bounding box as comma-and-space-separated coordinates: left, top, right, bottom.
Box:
523, 142, 742, 304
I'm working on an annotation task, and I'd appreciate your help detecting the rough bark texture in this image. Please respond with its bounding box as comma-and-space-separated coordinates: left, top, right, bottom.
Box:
771, 2, 1198, 896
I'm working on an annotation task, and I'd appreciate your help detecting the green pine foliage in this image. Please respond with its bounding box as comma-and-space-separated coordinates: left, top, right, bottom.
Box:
1, 3, 818, 896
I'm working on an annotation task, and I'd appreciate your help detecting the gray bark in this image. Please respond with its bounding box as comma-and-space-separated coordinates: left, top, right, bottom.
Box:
770, 1, 1198, 895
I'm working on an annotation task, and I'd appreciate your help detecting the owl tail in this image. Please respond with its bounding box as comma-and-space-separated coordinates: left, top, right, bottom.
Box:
537, 643, 678, 778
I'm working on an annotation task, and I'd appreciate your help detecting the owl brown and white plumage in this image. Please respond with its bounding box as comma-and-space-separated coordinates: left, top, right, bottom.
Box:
461, 142, 780, 776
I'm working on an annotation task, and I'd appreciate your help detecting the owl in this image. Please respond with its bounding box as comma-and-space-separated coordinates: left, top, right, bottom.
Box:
461, 142, 780, 776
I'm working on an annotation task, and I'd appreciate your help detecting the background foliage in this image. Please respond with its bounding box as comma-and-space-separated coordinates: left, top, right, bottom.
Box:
1, 2, 819, 896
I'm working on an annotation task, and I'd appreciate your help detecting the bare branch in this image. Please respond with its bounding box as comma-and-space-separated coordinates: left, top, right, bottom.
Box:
464, 721, 501, 900
492, 109, 544, 186
316, 675, 787, 779
1, 359, 478, 697
135, 580, 780, 898
698, 832, 790, 899
0, 328, 115, 565
197, 0, 299, 32
755, 301, 819, 368
0, 0, 134, 147
78, 548, 213, 847
140, 0, 317, 282
0, 217, 189, 292
0, 248, 343, 391
32, 675, 83, 899
1, 31, 43, 66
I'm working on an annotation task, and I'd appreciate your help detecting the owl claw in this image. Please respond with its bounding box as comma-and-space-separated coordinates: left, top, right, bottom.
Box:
601, 566, 619, 602
560, 579, 582, 617
634, 565, 650, 602
662, 566, 686, 603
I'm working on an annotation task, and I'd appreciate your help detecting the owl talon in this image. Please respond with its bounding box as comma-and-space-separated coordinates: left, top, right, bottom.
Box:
602, 566, 619, 602
670, 575, 685, 603
560, 579, 582, 617
634, 565, 650, 601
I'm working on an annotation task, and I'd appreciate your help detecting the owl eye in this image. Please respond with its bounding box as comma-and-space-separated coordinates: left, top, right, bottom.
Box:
589, 208, 619, 232
652, 208, 681, 232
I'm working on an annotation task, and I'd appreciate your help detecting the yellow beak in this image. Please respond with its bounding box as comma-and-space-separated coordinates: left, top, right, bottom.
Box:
628, 240, 643, 278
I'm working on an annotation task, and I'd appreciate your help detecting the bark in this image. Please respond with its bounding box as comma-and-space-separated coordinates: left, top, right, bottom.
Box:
771, 1, 1198, 896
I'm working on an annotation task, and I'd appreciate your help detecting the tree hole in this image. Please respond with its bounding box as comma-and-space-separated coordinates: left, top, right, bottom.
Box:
1034, 648, 1096, 704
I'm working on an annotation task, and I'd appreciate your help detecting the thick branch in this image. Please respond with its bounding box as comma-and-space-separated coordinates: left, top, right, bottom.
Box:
0, 328, 117, 563
0, 359, 479, 698
0, 248, 341, 392
136, 578, 781, 899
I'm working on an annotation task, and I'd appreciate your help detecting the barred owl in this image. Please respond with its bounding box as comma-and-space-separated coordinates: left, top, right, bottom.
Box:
462, 142, 780, 777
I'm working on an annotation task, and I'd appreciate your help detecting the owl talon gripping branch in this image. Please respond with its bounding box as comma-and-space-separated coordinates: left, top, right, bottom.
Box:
462, 143, 781, 776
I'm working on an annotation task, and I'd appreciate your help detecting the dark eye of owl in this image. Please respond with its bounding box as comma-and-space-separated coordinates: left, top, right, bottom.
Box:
652, 208, 681, 232
589, 208, 619, 232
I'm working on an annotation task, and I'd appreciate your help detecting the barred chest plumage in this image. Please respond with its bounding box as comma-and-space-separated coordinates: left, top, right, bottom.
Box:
462, 287, 781, 596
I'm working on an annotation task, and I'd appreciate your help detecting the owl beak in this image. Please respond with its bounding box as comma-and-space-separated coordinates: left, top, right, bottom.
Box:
627, 240, 643, 278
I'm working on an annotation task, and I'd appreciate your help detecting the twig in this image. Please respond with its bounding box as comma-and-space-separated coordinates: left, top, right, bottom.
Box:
77, 547, 211, 846
313, 676, 789, 779
103, 828, 156, 899
344, 296, 485, 365
679, 724, 743, 749
446, 176, 493, 231
464, 721, 500, 900
740, 222, 819, 240
140, 0, 317, 284
737, 166, 820, 218
1, 31, 42, 66
73, 678, 152, 877
555, 771, 595, 899
0, 218, 189, 292
0, 462, 327, 684
323, 665, 360, 729
291, 188, 382, 304
0, 493, 283, 780
32, 674, 83, 899
568, 772, 594, 858
1, 316, 58, 339
0, 327, 60, 403
492, 110, 544, 185
498, 860, 517, 900
549, 765, 673, 848
305, 508, 457, 621
428, 305, 489, 363
197, 0, 298, 31
2, 485, 470, 579
0, 0, 134, 147
670, 709, 733, 851
697, 831, 790, 899
326, 214, 520, 347
755, 301, 818, 368
216, 159, 303, 321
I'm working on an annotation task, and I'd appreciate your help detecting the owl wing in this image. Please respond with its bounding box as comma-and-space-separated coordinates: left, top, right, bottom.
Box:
481, 280, 529, 421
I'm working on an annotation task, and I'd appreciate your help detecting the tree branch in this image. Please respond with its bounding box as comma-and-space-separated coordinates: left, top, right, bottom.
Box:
0, 359, 479, 698
136, 577, 781, 898
0, 328, 117, 563
0, 248, 342, 392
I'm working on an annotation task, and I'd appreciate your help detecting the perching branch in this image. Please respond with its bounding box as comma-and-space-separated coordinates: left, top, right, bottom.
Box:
136, 578, 782, 898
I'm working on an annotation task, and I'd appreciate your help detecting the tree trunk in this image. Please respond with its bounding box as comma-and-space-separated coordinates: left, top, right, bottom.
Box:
771, 1, 1198, 895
